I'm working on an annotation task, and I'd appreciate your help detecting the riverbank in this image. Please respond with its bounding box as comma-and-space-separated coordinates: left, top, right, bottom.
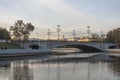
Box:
0, 48, 118, 62
51, 48, 81, 55
44, 53, 118, 62
0, 42, 22, 49
106, 49, 120, 53
105, 49, 120, 57
0, 49, 50, 58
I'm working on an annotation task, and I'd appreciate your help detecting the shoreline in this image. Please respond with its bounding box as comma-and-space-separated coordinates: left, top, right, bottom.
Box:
0, 49, 119, 61
0, 49, 50, 58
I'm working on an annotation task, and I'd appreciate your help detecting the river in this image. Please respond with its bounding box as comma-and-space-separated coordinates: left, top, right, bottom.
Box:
0, 52, 120, 80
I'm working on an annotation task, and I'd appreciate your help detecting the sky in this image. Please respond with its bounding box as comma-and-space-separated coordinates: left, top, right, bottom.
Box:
0, 0, 120, 39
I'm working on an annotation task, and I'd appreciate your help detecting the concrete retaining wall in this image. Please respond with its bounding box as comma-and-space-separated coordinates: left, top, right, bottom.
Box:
0, 49, 50, 55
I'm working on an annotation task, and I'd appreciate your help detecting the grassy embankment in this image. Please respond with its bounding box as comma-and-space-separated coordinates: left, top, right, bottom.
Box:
0, 42, 22, 49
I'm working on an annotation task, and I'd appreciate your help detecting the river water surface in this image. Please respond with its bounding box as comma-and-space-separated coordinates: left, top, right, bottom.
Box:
0, 52, 120, 80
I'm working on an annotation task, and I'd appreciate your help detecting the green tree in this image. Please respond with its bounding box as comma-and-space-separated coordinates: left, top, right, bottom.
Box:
10, 20, 34, 41
21, 23, 34, 41
0, 28, 11, 41
91, 33, 100, 42
10, 20, 24, 40
106, 28, 120, 43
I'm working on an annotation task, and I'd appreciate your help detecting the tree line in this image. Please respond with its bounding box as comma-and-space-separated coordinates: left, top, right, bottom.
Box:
0, 28, 10, 41
106, 28, 120, 43
0, 20, 34, 42
0, 20, 119, 43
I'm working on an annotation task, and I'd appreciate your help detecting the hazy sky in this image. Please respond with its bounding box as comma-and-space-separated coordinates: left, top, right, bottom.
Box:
0, 0, 120, 39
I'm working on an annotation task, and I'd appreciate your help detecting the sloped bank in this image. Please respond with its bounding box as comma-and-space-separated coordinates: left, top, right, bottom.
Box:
0, 49, 50, 58
44, 53, 118, 62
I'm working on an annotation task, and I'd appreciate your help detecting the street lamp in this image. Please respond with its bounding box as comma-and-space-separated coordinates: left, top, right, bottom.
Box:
47, 29, 51, 40
57, 25, 61, 41
73, 29, 76, 41
100, 31, 106, 51
100, 31, 105, 42
87, 26, 90, 38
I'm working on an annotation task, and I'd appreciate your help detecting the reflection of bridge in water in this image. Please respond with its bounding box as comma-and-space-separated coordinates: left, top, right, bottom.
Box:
17, 41, 117, 52
12, 60, 33, 80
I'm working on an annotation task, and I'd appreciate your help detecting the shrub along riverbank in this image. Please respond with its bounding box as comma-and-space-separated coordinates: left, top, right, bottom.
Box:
0, 42, 22, 49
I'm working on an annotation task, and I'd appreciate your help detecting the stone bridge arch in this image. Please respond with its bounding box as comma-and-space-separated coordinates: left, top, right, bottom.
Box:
57, 44, 103, 52
48, 42, 118, 52
29, 44, 39, 49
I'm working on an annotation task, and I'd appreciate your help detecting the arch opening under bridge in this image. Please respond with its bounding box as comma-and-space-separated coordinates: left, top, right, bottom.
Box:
29, 45, 39, 49
57, 44, 103, 52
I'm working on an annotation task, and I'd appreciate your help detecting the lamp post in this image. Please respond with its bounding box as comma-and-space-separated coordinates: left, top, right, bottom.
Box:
73, 29, 76, 41
100, 31, 106, 51
87, 26, 90, 38
35, 32, 40, 49
87, 26, 91, 80
47, 29, 51, 40
47, 29, 51, 48
57, 25, 61, 41
57, 25, 61, 47
100, 31, 104, 42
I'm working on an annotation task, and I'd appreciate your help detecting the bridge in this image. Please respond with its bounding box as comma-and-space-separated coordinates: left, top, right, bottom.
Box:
16, 41, 117, 52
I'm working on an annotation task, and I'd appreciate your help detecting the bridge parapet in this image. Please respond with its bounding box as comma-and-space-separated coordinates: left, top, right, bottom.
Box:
16, 41, 117, 52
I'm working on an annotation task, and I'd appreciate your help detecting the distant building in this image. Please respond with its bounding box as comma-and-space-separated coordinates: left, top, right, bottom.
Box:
67, 36, 92, 42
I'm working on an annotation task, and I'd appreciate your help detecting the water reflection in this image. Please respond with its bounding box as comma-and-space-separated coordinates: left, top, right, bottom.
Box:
0, 62, 10, 80
0, 63, 10, 68
12, 60, 33, 80
109, 59, 120, 77
57, 60, 60, 80
0, 53, 120, 80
